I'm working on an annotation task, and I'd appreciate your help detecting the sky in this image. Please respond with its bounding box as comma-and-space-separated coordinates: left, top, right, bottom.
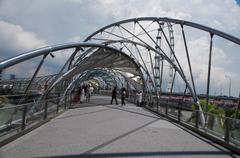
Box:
0, 0, 240, 96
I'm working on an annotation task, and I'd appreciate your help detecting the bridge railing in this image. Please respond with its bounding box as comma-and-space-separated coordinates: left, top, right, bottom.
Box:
97, 89, 240, 146
0, 95, 71, 147
97, 90, 240, 152
141, 94, 240, 153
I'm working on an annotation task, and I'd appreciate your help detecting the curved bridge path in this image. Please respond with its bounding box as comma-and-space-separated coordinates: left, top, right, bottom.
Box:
0, 96, 238, 158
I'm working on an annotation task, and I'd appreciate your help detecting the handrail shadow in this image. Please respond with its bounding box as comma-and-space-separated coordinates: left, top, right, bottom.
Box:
39, 150, 235, 158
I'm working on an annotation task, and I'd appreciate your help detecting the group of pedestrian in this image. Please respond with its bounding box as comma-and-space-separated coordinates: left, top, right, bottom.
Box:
72, 84, 143, 107
72, 84, 93, 104
111, 86, 143, 107
111, 86, 127, 107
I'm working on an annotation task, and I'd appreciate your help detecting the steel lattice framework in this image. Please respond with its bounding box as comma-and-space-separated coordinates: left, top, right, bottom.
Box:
1, 17, 240, 126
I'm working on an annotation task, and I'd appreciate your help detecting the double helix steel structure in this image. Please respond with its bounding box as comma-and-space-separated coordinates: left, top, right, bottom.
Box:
0, 17, 240, 152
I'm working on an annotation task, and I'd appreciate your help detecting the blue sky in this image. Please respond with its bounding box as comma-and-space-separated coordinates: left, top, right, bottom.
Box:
236, 0, 240, 5
0, 0, 240, 96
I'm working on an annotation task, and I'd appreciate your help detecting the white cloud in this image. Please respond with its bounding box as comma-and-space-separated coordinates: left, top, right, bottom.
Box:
66, 0, 83, 3
0, 20, 71, 78
4, 59, 57, 78
0, 0, 239, 96
173, 34, 240, 96
95, 0, 240, 96
186, 37, 230, 66
0, 20, 46, 59
96, 0, 240, 36
67, 36, 81, 43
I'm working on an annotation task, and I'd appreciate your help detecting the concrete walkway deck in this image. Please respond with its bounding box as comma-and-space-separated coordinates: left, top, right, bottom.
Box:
0, 95, 239, 158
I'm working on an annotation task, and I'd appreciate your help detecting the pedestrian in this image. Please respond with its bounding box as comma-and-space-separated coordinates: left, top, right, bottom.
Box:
136, 91, 142, 106
86, 85, 91, 102
111, 86, 118, 105
90, 86, 94, 94
74, 88, 79, 104
121, 88, 126, 107
78, 86, 82, 103
81, 86, 85, 101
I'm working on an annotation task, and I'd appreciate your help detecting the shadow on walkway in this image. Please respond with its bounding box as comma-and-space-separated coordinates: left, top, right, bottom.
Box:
62, 100, 160, 120
56, 108, 112, 120
39, 150, 234, 158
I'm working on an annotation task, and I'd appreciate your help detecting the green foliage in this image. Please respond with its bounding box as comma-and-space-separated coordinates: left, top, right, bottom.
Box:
194, 100, 226, 128
192, 103, 198, 110
191, 100, 240, 130
225, 109, 235, 117
225, 109, 240, 119
0, 96, 8, 108
235, 111, 240, 119
199, 100, 224, 116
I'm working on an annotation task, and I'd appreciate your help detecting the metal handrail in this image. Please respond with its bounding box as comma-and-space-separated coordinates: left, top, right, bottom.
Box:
137, 92, 240, 153
0, 95, 71, 146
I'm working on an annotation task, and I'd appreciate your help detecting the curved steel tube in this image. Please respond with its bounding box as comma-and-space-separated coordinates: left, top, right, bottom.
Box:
85, 17, 240, 45
0, 42, 138, 70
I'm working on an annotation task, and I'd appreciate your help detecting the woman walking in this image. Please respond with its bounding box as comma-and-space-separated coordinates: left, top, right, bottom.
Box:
111, 86, 118, 105
121, 88, 126, 107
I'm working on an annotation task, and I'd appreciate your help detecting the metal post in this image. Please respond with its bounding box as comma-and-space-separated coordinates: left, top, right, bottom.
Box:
178, 100, 181, 122
166, 100, 168, 116
21, 105, 27, 130
21, 54, 47, 130
0, 69, 2, 80
181, 25, 197, 97
206, 33, 214, 112
224, 117, 230, 143
170, 70, 176, 94
235, 92, 240, 119
179, 85, 187, 122
20, 54, 47, 102
196, 110, 199, 129
159, 57, 164, 113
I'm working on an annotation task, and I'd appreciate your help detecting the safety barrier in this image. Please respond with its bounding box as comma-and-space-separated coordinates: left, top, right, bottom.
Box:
141, 94, 240, 154
0, 95, 71, 147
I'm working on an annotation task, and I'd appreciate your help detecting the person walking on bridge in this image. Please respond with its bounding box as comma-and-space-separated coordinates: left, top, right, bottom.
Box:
111, 86, 118, 105
85, 85, 91, 102
121, 88, 126, 107
136, 91, 142, 106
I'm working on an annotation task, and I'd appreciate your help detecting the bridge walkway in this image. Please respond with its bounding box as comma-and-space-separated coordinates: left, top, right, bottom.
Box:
0, 95, 238, 158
